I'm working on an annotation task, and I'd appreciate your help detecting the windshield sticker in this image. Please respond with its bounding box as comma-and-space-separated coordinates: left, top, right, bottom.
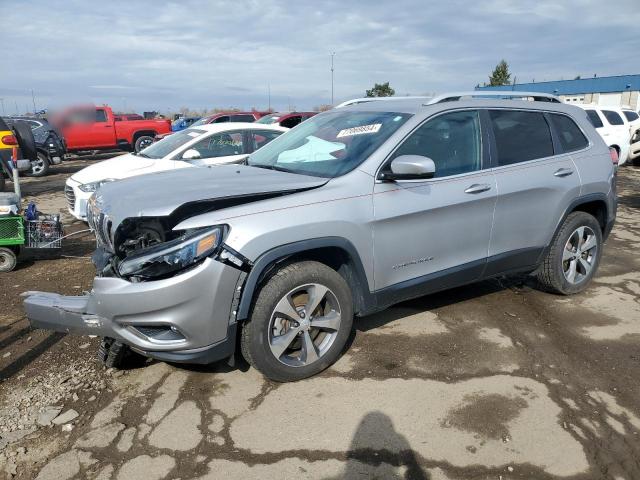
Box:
337, 123, 382, 138
187, 131, 201, 137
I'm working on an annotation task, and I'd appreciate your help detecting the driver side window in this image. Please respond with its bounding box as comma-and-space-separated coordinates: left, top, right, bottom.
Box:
392, 110, 482, 178
190, 132, 244, 158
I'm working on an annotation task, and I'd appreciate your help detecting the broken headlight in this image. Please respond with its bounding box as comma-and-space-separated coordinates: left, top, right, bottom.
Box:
118, 227, 223, 280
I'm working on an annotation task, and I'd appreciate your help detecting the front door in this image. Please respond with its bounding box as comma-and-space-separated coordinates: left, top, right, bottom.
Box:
372, 110, 496, 299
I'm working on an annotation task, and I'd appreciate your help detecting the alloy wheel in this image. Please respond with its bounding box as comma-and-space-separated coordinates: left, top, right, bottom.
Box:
562, 226, 597, 284
268, 283, 342, 367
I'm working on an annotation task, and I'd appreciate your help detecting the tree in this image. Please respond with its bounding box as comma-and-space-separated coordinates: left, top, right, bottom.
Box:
365, 82, 395, 97
488, 60, 511, 86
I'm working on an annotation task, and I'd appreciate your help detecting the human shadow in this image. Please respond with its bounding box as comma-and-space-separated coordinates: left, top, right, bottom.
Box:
327, 411, 429, 480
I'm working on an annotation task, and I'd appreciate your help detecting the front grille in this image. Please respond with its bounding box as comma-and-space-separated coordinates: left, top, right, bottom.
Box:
64, 185, 75, 210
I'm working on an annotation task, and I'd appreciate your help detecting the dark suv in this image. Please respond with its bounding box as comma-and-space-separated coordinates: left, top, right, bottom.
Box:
5, 117, 66, 177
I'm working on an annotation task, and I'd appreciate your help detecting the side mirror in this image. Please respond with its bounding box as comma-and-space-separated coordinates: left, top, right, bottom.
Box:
381, 155, 436, 181
182, 149, 201, 160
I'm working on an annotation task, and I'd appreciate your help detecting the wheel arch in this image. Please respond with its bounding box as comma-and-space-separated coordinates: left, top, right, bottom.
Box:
236, 237, 375, 322
132, 130, 158, 143
541, 193, 611, 263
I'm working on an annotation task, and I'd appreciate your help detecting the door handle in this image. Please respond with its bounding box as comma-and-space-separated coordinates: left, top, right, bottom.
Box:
554, 168, 574, 177
464, 183, 491, 194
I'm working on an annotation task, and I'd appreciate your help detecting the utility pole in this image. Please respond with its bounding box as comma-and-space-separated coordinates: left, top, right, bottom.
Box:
330, 52, 336, 105
31, 89, 36, 114
0, 98, 4, 115
268, 84, 271, 111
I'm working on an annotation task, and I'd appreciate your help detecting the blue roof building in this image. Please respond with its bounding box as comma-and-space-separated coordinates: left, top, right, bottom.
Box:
476, 74, 640, 110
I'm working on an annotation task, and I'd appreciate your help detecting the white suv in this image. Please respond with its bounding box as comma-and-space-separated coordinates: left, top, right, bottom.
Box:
576, 105, 631, 165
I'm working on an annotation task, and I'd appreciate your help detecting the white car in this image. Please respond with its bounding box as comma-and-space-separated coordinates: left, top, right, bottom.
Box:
65, 123, 286, 221
575, 104, 631, 165
621, 108, 640, 163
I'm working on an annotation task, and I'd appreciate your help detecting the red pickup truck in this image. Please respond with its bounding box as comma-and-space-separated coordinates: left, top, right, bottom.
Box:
52, 106, 171, 153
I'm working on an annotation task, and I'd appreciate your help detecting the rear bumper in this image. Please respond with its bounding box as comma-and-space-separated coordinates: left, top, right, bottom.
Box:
23, 257, 242, 363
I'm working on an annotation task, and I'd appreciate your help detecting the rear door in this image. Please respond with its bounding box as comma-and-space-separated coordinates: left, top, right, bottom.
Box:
486, 109, 581, 275
372, 109, 496, 293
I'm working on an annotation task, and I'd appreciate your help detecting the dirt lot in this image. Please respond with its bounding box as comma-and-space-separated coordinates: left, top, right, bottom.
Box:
0, 159, 639, 480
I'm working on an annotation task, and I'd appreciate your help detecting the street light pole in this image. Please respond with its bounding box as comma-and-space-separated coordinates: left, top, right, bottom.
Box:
0, 98, 4, 115
330, 52, 336, 105
31, 89, 36, 114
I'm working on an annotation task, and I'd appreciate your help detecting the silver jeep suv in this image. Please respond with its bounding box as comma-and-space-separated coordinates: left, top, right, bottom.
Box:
24, 92, 617, 382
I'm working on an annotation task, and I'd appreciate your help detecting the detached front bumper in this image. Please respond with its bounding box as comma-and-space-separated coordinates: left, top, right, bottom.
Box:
23, 257, 242, 364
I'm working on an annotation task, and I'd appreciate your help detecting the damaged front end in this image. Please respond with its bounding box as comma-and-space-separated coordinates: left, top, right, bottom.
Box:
23, 164, 327, 363
23, 197, 252, 364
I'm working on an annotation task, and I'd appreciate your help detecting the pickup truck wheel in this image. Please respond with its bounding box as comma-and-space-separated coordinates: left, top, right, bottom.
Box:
28, 152, 50, 177
537, 212, 602, 295
134, 135, 154, 153
0, 247, 18, 272
241, 261, 353, 382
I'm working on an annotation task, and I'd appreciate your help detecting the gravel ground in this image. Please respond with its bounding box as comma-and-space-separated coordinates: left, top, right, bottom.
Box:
0, 158, 639, 480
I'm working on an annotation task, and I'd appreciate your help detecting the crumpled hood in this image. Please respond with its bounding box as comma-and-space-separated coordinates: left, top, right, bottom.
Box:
92, 164, 328, 233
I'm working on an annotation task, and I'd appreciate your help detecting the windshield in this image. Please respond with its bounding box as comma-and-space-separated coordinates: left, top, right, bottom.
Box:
256, 114, 280, 124
139, 129, 205, 159
247, 111, 411, 177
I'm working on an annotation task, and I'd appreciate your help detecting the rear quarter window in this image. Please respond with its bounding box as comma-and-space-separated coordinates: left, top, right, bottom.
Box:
602, 110, 624, 126
489, 110, 554, 165
585, 110, 603, 128
549, 114, 589, 153
623, 110, 639, 122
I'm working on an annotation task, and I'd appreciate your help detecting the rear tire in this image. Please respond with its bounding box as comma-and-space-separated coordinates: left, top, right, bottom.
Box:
0, 247, 18, 272
241, 261, 353, 382
134, 135, 154, 153
537, 212, 602, 295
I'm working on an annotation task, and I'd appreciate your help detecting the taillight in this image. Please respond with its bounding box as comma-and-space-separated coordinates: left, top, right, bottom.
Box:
609, 147, 619, 165
1, 134, 17, 146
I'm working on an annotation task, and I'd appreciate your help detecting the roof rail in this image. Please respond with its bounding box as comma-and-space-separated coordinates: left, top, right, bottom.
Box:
335, 96, 433, 108
426, 91, 561, 104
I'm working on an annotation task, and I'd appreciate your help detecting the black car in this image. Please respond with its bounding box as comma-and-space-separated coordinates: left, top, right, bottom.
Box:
5, 117, 66, 177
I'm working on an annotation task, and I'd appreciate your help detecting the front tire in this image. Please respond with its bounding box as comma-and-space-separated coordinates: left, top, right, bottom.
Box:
29, 152, 50, 177
241, 261, 353, 382
0, 247, 18, 272
537, 212, 603, 295
134, 135, 154, 153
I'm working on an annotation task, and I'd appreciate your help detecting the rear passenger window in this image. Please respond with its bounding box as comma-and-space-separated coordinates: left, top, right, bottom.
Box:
489, 110, 553, 165
602, 110, 624, 126
550, 114, 589, 153
585, 110, 603, 128
392, 110, 482, 178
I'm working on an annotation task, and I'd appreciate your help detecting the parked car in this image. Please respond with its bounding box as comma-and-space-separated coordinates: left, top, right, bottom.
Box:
154, 112, 270, 142
51, 105, 171, 153
171, 117, 201, 132
256, 111, 317, 128
192, 111, 270, 125
620, 108, 640, 164
64, 123, 286, 220
4, 117, 66, 177
25, 92, 616, 382
576, 105, 631, 165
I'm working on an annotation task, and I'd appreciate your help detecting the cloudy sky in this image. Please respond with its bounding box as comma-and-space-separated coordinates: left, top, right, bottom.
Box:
2, 0, 639, 114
